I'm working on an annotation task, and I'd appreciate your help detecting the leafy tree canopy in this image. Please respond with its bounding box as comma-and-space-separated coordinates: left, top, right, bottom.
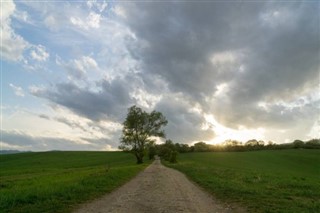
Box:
119, 105, 168, 164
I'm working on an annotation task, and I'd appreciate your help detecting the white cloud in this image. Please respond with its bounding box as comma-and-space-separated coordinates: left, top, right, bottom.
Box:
59, 56, 99, 79
79, 56, 98, 69
70, 12, 101, 29
214, 83, 229, 97
0, 0, 29, 61
44, 15, 59, 31
9, 83, 25, 97
13, 10, 32, 24
210, 51, 237, 65
112, 5, 127, 18
29, 85, 46, 96
257, 101, 270, 112
87, 12, 101, 28
1, 0, 15, 20
30, 45, 50, 61
1, 1, 48, 64
130, 88, 162, 109
258, 88, 320, 114
87, 0, 94, 9
70, 17, 83, 28
87, 0, 108, 12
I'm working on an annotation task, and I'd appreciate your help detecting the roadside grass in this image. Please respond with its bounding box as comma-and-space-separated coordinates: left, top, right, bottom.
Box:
163, 149, 320, 213
0, 151, 150, 213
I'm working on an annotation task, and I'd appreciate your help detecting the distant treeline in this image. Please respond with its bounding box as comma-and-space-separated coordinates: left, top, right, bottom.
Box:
156, 139, 320, 155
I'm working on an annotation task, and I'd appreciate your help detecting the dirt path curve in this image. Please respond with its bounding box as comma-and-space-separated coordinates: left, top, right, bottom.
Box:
74, 158, 245, 213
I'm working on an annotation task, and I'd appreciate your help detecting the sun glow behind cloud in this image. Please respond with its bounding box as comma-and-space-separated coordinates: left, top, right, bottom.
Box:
1, 0, 319, 151
204, 114, 266, 144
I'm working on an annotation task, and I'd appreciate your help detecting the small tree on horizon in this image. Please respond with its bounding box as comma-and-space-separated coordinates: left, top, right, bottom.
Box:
119, 105, 168, 164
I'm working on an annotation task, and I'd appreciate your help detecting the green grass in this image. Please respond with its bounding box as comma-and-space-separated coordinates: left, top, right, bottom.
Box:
0, 151, 150, 213
163, 149, 320, 213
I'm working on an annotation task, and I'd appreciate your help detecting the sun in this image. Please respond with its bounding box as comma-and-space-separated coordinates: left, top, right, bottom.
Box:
203, 114, 266, 144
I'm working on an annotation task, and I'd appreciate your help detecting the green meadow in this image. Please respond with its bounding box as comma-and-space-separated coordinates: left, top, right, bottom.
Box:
164, 149, 320, 213
0, 151, 149, 213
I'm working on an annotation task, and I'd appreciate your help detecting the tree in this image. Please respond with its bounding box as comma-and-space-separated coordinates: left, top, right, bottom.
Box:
223, 139, 239, 146
305, 139, 320, 149
293, 140, 304, 148
174, 143, 190, 153
194, 142, 209, 152
119, 105, 168, 164
147, 142, 157, 160
157, 139, 177, 161
169, 150, 178, 163
245, 139, 259, 146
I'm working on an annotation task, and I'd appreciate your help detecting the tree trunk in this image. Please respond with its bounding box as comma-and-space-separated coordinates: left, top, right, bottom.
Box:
136, 157, 143, 164
136, 152, 144, 164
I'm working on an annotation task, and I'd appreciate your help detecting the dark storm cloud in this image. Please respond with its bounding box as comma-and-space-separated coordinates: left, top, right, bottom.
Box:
125, 2, 261, 96
155, 95, 214, 143
230, 3, 319, 102
31, 77, 136, 122
28, 1, 318, 145
123, 1, 319, 128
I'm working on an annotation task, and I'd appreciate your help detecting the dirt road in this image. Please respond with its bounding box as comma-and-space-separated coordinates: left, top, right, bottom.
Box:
74, 158, 245, 213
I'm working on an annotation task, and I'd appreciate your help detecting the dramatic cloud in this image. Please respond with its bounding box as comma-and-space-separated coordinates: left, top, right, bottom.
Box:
2, 1, 319, 151
155, 94, 214, 143
30, 77, 135, 121
123, 1, 319, 129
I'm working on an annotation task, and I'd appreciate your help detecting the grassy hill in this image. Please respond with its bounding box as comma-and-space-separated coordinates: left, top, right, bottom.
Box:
0, 151, 149, 213
164, 149, 320, 212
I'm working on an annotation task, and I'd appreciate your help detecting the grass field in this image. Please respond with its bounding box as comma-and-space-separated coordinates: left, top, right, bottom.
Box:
0, 151, 150, 213
164, 149, 320, 213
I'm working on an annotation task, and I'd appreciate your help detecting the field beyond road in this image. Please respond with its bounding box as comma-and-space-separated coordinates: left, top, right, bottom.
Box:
164, 149, 320, 213
0, 151, 149, 213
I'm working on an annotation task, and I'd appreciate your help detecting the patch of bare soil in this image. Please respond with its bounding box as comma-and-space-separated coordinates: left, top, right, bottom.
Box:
74, 158, 245, 213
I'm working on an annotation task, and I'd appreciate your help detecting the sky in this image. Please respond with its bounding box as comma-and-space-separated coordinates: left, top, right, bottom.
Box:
1, 0, 319, 151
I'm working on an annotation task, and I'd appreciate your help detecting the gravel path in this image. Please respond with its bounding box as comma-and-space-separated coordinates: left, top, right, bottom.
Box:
74, 158, 245, 213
